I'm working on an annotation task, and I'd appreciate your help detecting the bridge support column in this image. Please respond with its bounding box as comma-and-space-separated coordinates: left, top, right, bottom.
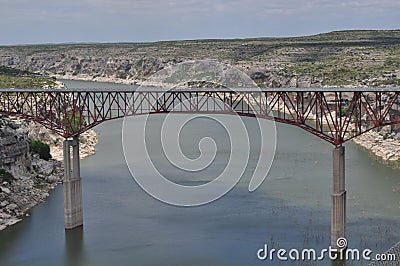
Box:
331, 146, 346, 251
63, 135, 83, 230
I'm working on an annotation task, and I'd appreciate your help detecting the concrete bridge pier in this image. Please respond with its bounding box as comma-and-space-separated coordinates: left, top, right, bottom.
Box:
63, 135, 83, 230
331, 146, 346, 251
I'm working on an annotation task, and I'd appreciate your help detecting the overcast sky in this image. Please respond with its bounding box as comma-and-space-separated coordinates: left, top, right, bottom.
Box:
1, 0, 399, 45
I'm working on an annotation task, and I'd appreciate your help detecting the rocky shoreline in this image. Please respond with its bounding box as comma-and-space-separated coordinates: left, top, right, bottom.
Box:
353, 128, 400, 169
0, 116, 63, 230
0, 116, 98, 231
54, 73, 138, 86
0, 154, 63, 230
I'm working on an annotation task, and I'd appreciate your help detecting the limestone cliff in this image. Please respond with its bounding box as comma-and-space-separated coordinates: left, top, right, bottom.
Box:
0, 117, 31, 175
0, 116, 63, 230
0, 30, 399, 88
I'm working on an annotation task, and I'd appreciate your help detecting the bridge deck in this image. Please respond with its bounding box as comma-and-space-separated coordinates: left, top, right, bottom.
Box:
1, 87, 400, 92
1, 87, 399, 143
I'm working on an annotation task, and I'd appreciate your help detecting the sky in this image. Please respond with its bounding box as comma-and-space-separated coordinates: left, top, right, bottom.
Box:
0, 0, 399, 45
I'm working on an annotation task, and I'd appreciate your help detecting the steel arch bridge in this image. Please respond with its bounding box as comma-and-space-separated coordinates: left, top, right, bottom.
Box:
0, 87, 399, 145
0, 87, 399, 251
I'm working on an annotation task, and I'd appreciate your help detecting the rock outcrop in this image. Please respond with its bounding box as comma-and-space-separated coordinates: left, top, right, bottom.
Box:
0, 117, 31, 175
353, 128, 400, 168
0, 116, 63, 231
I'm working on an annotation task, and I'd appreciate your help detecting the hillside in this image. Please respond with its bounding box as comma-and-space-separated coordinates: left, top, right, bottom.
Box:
0, 66, 58, 88
0, 30, 399, 87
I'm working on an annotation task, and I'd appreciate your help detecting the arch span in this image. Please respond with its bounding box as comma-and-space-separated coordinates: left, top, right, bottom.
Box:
0, 88, 399, 145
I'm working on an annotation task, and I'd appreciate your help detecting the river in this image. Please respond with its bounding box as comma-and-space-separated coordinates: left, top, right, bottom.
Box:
0, 80, 399, 266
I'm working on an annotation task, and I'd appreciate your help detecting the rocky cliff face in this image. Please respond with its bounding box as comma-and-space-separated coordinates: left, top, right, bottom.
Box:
0, 116, 63, 230
0, 48, 182, 85
0, 117, 31, 175
1, 30, 399, 87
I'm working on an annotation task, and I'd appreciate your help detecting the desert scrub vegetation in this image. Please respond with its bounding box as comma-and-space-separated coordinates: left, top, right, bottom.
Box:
0, 75, 58, 88
30, 140, 52, 161
0, 169, 14, 184
0, 66, 57, 88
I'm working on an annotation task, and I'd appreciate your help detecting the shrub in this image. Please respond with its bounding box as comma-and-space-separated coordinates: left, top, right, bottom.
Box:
30, 140, 52, 161
0, 169, 14, 184
383, 133, 391, 140
340, 106, 349, 117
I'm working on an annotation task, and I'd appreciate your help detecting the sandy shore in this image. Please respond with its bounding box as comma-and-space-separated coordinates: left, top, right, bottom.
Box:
53, 74, 139, 85
53, 74, 185, 88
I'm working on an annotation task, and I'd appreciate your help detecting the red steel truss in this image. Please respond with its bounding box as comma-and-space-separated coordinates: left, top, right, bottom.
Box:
0, 88, 399, 146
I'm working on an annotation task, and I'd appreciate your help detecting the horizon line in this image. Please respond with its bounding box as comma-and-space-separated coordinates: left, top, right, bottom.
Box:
1, 28, 400, 47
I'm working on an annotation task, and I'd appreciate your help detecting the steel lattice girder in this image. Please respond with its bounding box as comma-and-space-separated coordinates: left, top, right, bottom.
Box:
0, 88, 399, 145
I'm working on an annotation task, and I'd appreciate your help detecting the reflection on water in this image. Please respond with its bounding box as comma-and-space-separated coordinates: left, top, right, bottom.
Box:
331, 258, 347, 266
0, 215, 31, 262
0, 80, 398, 266
64, 227, 85, 266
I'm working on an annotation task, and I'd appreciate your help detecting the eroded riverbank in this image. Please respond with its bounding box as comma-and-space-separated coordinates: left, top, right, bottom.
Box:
0, 116, 98, 231
0, 116, 63, 231
354, 129, 400, 170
